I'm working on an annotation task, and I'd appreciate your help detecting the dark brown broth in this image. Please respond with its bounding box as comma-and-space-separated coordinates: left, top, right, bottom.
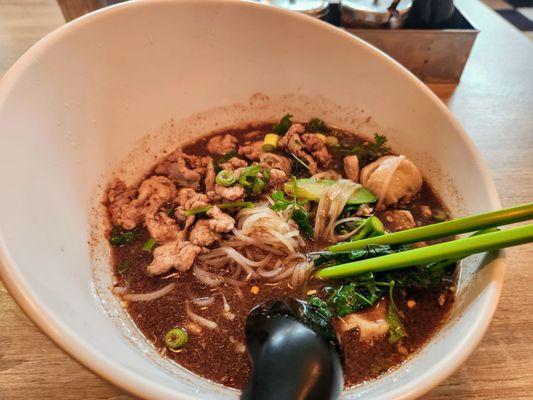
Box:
111, 123, 454, 389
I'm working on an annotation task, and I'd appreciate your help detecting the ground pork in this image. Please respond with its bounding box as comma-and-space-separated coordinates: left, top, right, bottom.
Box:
207, 134, 237, 155
154, 151, 203, 189
147, 240, 203, 275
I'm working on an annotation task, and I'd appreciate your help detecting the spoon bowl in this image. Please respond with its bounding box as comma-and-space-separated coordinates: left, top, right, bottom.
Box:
243, 298, 343, 400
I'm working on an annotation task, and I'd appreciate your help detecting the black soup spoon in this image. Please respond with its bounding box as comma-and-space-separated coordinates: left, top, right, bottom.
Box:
241, 297, 343, 400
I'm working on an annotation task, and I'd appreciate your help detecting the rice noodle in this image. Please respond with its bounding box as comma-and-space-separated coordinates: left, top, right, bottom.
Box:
234, 286, 244, 299
268, 265, 296, 282
333, 216, 364, 228
201, 257, 230, 268
257, 265, 284, 278
161, 272, 180, 280
312, 171, 341, 180
190, 204, 309, 288
283, 253, 307, 264
218, 292, 236, 320
122, 282, 176, 302
249, 243, 286, 256
186, 301, 218, 330
112, 286, 127, 295
193, 265, 223, 287
333, 216, 364, 241
376, 155, 405, 210
192, 296, 215, 306
230, 264, 242, 279
233, 204, 303, 253
224, 276, 248, 287
314, 179, 360, 243
268, 230, 296, 253
291, 261, 314, 287
220, 247, 269, 279
229, 336, 246, 353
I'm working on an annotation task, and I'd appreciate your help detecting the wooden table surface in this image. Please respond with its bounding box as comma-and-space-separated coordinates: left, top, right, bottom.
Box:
0, 0, 532, 399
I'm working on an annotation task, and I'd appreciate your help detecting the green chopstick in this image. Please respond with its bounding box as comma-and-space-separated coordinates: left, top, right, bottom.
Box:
316, 224, 533, 280
328, 203, 533, 253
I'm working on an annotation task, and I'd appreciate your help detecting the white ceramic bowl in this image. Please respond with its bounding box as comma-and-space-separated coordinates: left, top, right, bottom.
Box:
0, 1, 503, 399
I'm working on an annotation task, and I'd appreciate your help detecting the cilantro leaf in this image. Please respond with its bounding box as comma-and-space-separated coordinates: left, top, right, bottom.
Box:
305, 118, 330, 133
270, 190, 292, 211
308, 296, 332, 321
302, 297, 336, 342
272, 114, 293, 135
110, 227, 137, 246
270, 187, 313, 238
384, 260, 456, 289
238, 165, 269, 196
324, 274, 388, 317
292, 207, 314, 238
339, 133, 391, 166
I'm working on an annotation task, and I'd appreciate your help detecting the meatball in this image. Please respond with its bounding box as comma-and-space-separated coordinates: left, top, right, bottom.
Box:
360, 155, 422, 210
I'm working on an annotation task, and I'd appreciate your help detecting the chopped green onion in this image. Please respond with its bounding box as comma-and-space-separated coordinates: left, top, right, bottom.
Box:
315, 133, 327, 143
110, 227, 137, 246
325, 136, 339, 146
184, 206, 211, 215
263, 133, 280, 151
262, 167, 271, 182
237, 164, 268, 195
216, 170, 236, 186
184, 201, 254, 216
165, 327, 188, 350
238, 164, 261, 188
251, 177, 266, 196
141, 238, 157, 252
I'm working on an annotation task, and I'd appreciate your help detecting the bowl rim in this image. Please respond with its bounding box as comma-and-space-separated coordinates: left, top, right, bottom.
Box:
0, 0, 504, 399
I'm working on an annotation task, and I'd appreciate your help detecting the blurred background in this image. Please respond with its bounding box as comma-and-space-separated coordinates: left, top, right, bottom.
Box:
1, 0, 531, 85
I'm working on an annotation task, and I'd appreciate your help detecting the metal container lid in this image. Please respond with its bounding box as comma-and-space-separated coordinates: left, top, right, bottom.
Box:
342, 0, 412, 15
260, 0, 330, 18
341, 0, 413, 28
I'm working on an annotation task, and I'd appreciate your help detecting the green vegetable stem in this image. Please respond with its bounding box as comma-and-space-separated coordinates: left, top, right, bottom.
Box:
283, 178, 377, 205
